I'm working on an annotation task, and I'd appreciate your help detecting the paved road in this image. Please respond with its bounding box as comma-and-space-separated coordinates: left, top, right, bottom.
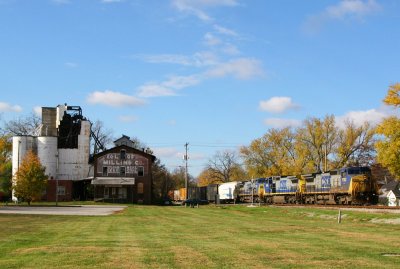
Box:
0, 205, 127, 216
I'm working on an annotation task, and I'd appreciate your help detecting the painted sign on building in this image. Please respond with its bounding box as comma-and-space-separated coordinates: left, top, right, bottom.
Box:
97, 152, 148, 177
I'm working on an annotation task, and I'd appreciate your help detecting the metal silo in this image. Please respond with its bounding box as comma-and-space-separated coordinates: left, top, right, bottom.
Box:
12, 136, 36, 175
37, 136, 58, 179
12, 136, 36, 202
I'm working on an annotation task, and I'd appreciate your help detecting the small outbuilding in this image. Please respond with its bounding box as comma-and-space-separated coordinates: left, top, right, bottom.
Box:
91, 135, 156, 204
387, 188, 400, 207
380, 180, 400, 206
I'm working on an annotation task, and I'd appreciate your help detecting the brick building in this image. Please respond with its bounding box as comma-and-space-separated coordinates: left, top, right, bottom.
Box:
91, 136, 155, 204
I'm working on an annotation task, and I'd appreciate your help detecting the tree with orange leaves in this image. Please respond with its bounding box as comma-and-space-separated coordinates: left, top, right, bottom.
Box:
13, 150, 47, 205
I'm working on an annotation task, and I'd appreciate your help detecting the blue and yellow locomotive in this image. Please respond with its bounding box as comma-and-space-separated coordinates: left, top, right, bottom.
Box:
237, 166, 377, 205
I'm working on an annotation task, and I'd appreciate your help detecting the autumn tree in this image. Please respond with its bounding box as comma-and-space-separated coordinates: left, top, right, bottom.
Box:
197, 168, 215, 186
375, 83, 400, 178
383, 83, 400, 107
13, 150, 48, 205
376, 116, 400, 178
334, 120, 375, 167
297, 115, 337, 172
241, 127, 312, 177
0, 135, 12, 200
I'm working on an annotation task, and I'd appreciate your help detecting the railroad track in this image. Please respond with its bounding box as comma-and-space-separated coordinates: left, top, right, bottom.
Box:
214, 202, 400, 211
267, 203, 400, 210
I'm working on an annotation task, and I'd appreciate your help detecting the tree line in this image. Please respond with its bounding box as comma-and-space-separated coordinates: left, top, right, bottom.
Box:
198, 83, 400, 185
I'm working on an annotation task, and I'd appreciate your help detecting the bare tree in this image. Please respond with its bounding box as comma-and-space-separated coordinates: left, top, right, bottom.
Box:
90, 120, 114, 154
207, 150, 244, 183
3, 113, 41, 136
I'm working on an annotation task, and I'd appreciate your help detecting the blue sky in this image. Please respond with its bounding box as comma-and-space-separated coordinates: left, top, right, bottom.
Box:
1, 0, 399, 177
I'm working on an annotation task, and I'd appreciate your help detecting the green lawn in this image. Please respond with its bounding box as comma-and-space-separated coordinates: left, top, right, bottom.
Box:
0, 204, 399, 269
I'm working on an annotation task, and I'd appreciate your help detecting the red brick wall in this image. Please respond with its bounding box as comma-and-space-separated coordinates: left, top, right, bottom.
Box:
44, 180, 73, 202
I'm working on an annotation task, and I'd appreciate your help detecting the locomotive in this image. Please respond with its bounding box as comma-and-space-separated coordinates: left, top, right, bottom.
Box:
234, 166, 377, 205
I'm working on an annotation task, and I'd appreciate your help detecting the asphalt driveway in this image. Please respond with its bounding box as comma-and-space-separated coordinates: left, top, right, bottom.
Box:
0, 205, 127, 216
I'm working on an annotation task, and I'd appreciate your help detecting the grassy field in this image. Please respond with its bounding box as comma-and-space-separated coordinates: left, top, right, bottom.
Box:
0, 204, 399, 269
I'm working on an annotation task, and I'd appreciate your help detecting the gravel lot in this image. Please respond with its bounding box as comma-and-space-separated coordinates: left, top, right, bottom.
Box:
0, 205, 127, 216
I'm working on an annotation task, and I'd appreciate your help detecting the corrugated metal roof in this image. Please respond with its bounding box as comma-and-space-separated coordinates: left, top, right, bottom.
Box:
92, 177, 135, 185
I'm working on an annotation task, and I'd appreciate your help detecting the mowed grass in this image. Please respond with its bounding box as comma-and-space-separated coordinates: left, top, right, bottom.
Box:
0, 205, 399, 269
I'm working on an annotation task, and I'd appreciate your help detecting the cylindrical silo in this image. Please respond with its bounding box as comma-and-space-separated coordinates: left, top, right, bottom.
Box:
12, 136, 36, 202
12, 136, 36, 176
37, 136, 58, 179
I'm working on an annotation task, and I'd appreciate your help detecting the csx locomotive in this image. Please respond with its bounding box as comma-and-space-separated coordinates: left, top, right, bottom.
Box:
234, 166, 377, 205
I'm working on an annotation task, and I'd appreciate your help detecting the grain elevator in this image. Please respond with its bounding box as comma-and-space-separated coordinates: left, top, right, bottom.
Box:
12, 104, 93, 202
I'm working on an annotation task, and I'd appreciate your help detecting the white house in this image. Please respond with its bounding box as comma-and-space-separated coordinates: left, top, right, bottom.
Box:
387, 188, 400, 207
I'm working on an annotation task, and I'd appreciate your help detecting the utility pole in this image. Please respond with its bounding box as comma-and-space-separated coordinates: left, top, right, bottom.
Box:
184, 142, 189, 200
56, 150, 59, 206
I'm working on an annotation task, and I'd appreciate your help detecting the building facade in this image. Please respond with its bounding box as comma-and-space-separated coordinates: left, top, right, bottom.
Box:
92, 136, 155, 204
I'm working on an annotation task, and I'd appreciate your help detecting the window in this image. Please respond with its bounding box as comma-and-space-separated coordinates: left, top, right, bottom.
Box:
120, 166, 126, 176
102, 166, 108, 176
137, 166, 144, 177
120, 150, 126, 160
137, 183, 144, 194
57, 186, 65, 196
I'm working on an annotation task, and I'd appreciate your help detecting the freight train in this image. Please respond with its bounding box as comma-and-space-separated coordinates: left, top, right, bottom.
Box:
173, 166, 378, 205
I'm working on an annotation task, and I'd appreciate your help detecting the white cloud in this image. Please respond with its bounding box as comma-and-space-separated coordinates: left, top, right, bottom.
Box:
259, 97, 299, 114
135, 52, 218, 67
335, 108, 389, 128
152, 146, 206, 161
204, 32, 221, 46
152, 147, 181, 158
163, 75, 201, 90
172, 0, 239, 9
304, 0, 381, 33
221, 43, 240, 55
326, 0, 380, 19
118, 115, 138, 123
137, 84, 177, 98
137, 75, 201, 98
137, 57, 264, 97
87, 90, 145, 107
206, 58, 264, 79
172, 0, 239, 22
0, 102, 22, 113
33, 106, 42, 116
213, 24, 238, 37
263, 118, 302, 129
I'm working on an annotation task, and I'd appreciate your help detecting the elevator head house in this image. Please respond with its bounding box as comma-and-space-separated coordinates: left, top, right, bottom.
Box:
91, 135, 156, 204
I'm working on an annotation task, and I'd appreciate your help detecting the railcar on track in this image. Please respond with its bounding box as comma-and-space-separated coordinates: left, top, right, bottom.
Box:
174, 166, 378, 206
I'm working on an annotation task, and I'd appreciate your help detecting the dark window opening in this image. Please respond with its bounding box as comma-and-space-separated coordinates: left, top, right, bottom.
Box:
138, 166, 144, 177
103, 166, 108, 176
120, 150, 126, 160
